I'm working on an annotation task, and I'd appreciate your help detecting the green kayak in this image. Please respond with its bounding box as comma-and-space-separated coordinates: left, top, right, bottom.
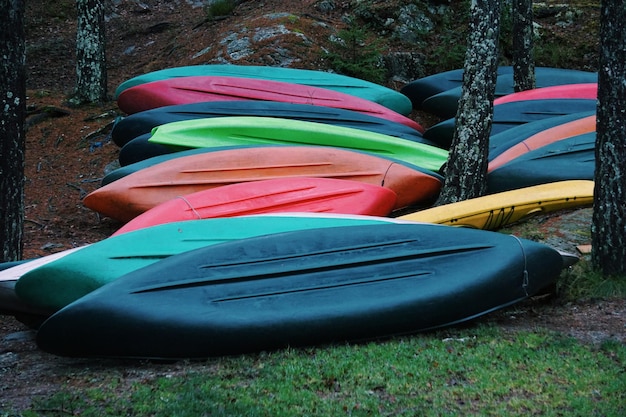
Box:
148, 116, 448, 172
114, 64, 413, 116
15, 214, 399, 312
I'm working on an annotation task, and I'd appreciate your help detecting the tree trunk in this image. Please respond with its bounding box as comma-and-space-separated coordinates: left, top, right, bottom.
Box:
436, 0, 501, 205
0, 0, 26, 262
512, 0, 535, 91
72, 0, 107, 104
591, 0, 626, 276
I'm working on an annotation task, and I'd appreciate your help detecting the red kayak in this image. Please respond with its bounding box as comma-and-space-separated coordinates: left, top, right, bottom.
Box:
488, 114, 596, 172
112, 177, 397, 235
493, 83, 597, 105
116, 76, 425, 132
84, 146, 442, 223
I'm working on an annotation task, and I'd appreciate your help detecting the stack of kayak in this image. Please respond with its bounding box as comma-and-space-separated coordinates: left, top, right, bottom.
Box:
7, 216, 565, 359
0, 64, 599, 360
402, 66, 599, 191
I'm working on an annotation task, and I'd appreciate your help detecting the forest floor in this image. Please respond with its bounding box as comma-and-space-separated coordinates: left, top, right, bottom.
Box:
1, 0, 624, 412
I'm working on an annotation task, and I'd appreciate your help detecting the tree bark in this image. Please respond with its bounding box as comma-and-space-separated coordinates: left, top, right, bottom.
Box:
0, 0, 26, 262
512, 0, 535, 91
591, 0, 626, 276
436, 0, 501, 205
72, 0, 108, 104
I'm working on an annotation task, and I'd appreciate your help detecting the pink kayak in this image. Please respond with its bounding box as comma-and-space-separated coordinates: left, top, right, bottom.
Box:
116, 76, 425, 132
113, 177, 397, 235
493, 83, 597, 105
488, 114, 596, 172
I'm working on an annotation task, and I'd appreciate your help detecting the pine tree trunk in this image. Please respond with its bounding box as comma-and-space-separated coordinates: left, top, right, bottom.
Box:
73, 0, 107, 104
512, 0, 535, 92
436, 0, 501, 205
0, 0, 26, 262
591, 0, 626, 276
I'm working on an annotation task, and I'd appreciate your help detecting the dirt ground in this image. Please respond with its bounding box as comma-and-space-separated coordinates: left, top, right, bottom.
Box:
1, 0, 624, 413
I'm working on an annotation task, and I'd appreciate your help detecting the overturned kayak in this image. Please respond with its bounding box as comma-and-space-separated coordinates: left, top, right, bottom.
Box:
85, 145, 443, 222
110, 101, 428, 148
423, 98, 597, 149
114, 64, 413, 115
419, 68, 597, 118
487, 132, 596, 193
112, 177, 398, 235
36, 223, 563, 359
492, 83, 597, 105
116, 76, 423, 131
147, 116, 447, 172
488, 114, 596, 171
16, 215, 402, 312
399, 180, 594, 230
488, 111, 595, 160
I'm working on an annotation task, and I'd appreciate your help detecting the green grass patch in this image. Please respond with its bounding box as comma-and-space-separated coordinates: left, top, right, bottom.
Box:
20, 326, 626, 416
559, 258, 626, 300
204, 0, 238, 21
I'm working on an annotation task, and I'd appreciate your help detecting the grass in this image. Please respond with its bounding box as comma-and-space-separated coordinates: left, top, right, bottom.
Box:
10, 1, 621, 416
16, 326, 625, 416
560, 258, 626, 300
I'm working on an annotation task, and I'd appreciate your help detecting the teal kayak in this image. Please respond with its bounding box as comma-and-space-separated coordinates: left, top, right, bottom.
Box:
15, 214, 401, 312
114, 64, 413, 116
36, 223, 562, 359
148, 116, 449, 172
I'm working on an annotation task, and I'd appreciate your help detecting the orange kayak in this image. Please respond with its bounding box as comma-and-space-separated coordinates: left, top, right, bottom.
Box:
488, 114, 596, 172
84, 146, 442, 222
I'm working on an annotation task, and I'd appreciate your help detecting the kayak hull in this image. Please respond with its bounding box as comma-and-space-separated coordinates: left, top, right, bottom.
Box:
487, 133, 596, 193
147, 116, 447, 172
114, 64, 413, 115
116, 75, 424, 131
36, 223, 563, 359
111, 101, 426, 148
85, 145, 443, 222
16, 215, 403, 312
112, 177, 398, 235
400, 180, 594, 230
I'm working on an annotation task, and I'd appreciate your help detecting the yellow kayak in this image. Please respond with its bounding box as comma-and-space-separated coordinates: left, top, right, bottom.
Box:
399, 180, 593, 230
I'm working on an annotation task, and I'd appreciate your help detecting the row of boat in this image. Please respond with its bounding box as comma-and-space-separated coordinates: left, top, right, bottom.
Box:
1, 64, 598, 359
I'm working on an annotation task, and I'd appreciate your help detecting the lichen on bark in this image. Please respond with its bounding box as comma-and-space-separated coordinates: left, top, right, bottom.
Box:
512, 0, 535, 92
72, 0, 107, 104
0, 0, 26, 261
436, 0, 501, 205
592, 0, 626, 276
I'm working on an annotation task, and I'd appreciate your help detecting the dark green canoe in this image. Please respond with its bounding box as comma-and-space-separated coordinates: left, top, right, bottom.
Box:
36, 223, 562, 359
16, 215, 397, 312
487, 132, 595, 193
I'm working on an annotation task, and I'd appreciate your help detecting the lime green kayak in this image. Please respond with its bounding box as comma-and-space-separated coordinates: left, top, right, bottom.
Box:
148, 117, 448, 172
114, 64, 413, 116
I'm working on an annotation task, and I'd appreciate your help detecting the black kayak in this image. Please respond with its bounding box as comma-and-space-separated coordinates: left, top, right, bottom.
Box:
118, 133, 174, 166
110, 101, 429, 148
488, 111, 595, 160
37, 223, 562, 359
423, 99, 598, 149
488, 132, 595, 193
420, 67, 597, 118
400, 67, 514, 110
